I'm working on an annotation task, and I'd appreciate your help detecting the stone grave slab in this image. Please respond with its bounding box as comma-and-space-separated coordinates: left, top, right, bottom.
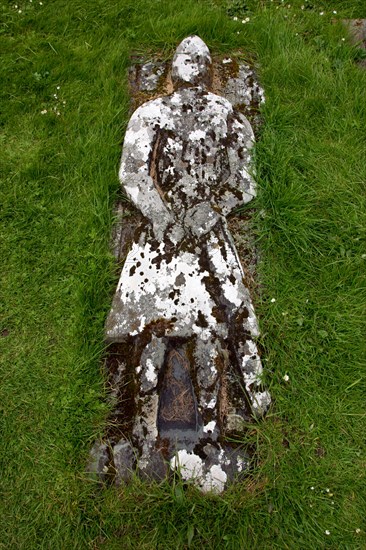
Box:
89, 36, 271, 493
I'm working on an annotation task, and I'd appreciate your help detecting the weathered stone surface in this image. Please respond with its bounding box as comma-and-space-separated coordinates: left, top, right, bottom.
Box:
87, 441, 109, 479
170, 444, 249, 494
95, 36, 270, 492
342, 19, 366, 45
342, 19, 366, 68
127, 46, 265, 127
139, 61, 165, 92
113, 439, 135, 484
172, 35, 212, 88
222, 60, 265, 109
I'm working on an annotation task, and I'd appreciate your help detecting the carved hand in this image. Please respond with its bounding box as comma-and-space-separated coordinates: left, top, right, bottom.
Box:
184, 203, 221, 238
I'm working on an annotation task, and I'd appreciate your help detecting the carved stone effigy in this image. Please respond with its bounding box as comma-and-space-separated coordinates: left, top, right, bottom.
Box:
91, 36, 271, 493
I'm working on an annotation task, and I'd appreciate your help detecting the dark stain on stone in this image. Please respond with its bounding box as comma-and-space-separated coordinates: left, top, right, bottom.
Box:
104, 340, 137, 443
196, 310, 209, 328
158, 346, 199, 432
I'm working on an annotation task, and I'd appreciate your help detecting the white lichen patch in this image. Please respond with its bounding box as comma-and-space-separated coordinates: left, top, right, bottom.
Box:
201, 464, 227, 494
251, 391, 272, 416
188, 129, 207, 141
145, 359, 157, 384
240, 339, 271, 416
224, 63, 266, 109
207, 397, 217, 409
203, 420, 216, 433
124, 185, 139, 203
170, 449, 228, 494
171, 450, 203, 479
107, 239, 223, 340
237, 455, 247, 473
208, 235, 242, 307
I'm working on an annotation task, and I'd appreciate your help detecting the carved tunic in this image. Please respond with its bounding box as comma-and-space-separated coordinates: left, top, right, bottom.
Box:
106, 87, 259, 342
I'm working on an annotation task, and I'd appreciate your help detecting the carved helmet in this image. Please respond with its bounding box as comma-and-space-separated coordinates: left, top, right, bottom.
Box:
171, 35, 212, 88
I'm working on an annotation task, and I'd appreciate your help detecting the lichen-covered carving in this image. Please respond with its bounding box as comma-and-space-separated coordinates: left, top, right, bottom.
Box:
101, 36, 270, 492
222, 61, 265, 109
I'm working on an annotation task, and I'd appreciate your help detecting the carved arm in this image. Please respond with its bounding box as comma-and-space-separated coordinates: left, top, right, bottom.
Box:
215, 111, 257, 217
119, 106, 177, 242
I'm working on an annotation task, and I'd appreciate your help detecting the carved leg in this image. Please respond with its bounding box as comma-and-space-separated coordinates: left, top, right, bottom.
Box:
205, 229, 271, 419
238, 337, 271, 416
132, 335, 168, 480
109, 335, 167, 482
194, 337, 223, 442
229, 306, 271, 418
168, 336, 250, 492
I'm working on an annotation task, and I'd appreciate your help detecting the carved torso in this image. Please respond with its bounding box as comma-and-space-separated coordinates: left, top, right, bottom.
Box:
121, 88, 255, 224
149, 90, 236, 213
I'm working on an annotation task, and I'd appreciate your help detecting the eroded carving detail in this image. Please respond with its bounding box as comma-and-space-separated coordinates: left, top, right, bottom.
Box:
91, 36, 270, 493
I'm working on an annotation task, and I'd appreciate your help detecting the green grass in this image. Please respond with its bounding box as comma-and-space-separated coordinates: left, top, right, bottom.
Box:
1, 0, 366, 548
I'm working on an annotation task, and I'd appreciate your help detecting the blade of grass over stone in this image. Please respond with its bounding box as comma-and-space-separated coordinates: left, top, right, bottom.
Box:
1, 0, 365, 548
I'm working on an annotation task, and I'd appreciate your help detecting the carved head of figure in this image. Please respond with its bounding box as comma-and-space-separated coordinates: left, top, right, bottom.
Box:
171, 35, 212, 89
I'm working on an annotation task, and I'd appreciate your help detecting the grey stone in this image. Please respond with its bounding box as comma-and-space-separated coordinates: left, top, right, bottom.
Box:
87, 441, 109, 479
171, 444, 249, 493
225, 412, 246, 433
223, 62, 265, 109
137, 448, 168, 481
102, 36, 271, 492
139, 335, 166, 394
113, 439, 135, 484
139, 61, 165, 92
172, 35, 212, 88
342, 19, 366, 47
